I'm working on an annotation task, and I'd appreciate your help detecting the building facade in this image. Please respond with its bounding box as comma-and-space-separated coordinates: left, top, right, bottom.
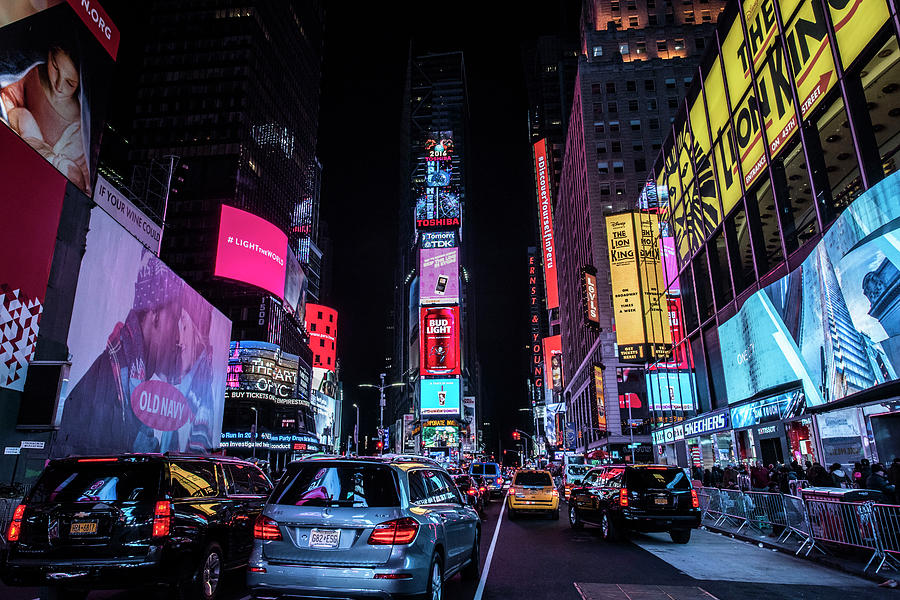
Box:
639, 0, 900, 471
554, 0, 726, 461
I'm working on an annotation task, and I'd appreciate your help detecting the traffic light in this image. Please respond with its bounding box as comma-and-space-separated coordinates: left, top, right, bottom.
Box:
376, 440, 383, 450
512, 431, 520, 440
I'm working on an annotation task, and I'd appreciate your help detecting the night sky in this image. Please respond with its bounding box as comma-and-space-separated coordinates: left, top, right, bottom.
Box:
318, 3, 578, 453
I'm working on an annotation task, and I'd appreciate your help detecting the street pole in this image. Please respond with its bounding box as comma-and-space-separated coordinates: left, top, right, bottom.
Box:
249, 406, 258, 459
379, 373, 385, 455
352, 403, 359, 456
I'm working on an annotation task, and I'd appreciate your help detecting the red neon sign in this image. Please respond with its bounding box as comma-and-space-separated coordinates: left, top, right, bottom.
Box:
533, 139, 559, 309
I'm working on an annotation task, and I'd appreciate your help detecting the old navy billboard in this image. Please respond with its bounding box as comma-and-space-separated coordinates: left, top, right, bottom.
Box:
420, 247, 459, 305
420, 306, 461, 376
533, 138, 559, 309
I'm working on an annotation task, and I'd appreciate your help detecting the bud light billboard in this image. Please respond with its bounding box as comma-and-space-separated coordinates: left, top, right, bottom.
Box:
420, 306, 461, 376
420, 247, 459, 305
56, 208, 231, 456
421, 378, 461, 416
214, 205, 288, 301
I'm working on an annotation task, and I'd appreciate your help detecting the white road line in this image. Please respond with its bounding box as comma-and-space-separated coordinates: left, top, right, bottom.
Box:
473, 493, 507, 600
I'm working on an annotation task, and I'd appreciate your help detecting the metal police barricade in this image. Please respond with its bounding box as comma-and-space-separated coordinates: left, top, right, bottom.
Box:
777, 493, 812, 546
871, 503, 900, 573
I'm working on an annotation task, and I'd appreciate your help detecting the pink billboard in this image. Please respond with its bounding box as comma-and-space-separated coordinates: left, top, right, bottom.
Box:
420, 247, 459, 305
214, 205, 288, 300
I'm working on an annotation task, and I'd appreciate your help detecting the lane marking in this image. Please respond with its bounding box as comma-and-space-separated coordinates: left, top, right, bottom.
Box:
473, 492, 507, 600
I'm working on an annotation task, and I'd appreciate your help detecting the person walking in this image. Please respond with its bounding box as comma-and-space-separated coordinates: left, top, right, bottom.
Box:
750, 462, 770, 491
829, 463, 852, 488
806, 463, 833, 487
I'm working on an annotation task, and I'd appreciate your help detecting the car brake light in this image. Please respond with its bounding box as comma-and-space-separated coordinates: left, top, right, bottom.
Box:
467, 489, 476, 495
619, 488, 629, 507
496, 477, 502, 485
691, 489, 699, 509
152, 501, 171, 537
368, 517, 419, 545
552, 488, 559, 497
7, 504, 25, 542
78, 457, 118, 462
479, 487, 486, 492
253, 514, 282, 541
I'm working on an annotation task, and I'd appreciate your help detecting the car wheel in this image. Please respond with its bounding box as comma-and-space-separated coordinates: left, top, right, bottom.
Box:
426, 554, 444, 600
669, 529, 691, 544
601, 511, 620, 542
568, 504, 583, 529
39, 588, 88, 600
193, 542, 223, 600
461, 533, 480, 580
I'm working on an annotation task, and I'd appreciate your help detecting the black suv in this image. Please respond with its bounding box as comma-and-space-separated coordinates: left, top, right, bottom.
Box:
568, 465, 700, 543
1, 454, 273, 600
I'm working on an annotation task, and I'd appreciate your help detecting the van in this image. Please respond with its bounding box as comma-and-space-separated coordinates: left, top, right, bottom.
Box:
469, 462, 502, 498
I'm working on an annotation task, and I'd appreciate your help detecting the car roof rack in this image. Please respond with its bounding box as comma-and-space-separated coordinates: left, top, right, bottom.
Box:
382, 453, 443, 466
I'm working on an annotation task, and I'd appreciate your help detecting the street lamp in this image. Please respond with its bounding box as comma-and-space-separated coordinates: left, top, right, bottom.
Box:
248, 406, 258, 459
359, 373, 405, 455
352, 403, 360, 455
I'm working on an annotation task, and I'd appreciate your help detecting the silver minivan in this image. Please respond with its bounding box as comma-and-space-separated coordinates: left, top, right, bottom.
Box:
247, 456, 480, 600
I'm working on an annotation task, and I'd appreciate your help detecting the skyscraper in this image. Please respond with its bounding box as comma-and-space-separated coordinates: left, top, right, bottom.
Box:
554, 0, 724, 460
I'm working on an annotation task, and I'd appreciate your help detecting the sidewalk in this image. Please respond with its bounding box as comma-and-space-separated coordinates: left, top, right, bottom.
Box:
700, 515, 898, 585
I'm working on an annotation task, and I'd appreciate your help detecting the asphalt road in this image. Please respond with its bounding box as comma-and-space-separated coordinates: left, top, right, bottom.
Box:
2, 496, 895, 600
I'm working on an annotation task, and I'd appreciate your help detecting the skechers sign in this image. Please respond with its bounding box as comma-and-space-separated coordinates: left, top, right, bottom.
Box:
651, 411, 728, 444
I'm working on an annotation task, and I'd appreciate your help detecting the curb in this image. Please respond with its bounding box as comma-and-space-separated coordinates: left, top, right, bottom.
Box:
700, 523, 897, 585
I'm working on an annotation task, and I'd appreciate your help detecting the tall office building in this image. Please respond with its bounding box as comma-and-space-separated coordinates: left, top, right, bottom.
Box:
111, 1, 328, 465
554, 0, 724, 460
390, 52, 481, 459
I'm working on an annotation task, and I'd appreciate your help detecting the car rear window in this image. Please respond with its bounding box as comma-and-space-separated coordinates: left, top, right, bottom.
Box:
271, 463, 400, 508
452, 476, 473, 489
628, 468, 691, 490
471, 463, 498, 476
567, 465, 590, 476
514, 472, 552, 487
29, 461, 163, 504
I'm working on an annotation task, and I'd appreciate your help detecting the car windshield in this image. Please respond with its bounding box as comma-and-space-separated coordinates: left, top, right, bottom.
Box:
567, 466, 590, 476
29, 461, 162, 504
271, 462, 401, 507
628, 468, 691, 490
514, 472, 552, 487
471, 464, 498, 476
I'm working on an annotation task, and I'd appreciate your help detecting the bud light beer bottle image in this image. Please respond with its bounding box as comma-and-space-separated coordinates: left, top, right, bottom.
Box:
423, 307, 457, 374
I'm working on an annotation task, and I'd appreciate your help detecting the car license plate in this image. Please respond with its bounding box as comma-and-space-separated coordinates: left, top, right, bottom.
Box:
70, 521, 98, 535
309, 528, 340, 548
654, 497, 668, 505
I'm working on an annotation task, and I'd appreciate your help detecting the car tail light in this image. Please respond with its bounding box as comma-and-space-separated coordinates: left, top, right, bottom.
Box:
496, 477, 503, 485
368, 517, 419, 545
691, 489, 699, 509
479, 487, 486, 492
552, 488, 559, 497
253, 514, 282, 541
77, 457, 117, 462
249, 567, 266, 573
467, 489, 477, 496
152, 501, 172, 537
619, 488, 629, 507
7, 504, 25, 542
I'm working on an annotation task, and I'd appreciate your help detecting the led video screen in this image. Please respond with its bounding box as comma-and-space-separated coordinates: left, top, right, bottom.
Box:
421, 378, 460, 416
214, 205, 288, 300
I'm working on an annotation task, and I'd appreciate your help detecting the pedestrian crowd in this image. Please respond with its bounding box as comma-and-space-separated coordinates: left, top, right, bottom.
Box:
696, 457, 899, 503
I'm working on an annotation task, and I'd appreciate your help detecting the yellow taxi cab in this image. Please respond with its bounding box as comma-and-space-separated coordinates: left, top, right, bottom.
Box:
507, 469, 559, 520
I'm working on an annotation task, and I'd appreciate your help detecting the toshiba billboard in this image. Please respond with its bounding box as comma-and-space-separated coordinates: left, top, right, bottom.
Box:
533, 139, 559, 309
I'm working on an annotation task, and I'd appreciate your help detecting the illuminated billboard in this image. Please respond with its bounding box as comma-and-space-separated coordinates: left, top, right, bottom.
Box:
528, 249, 544, 399
420, 306, 461, 376
214, 205, 288, 300
56, 208, 231, 456
305, 303, 338, 370
656, 0, 888, 262
606, 211, 672, 362
423, 419, 460, 448
420, 247, 459, 305
421, 231, 456, 249
543, 335, 563, 394
0, 0, 119, 196
717, 171, 900, 408
421, 378, 461, 416
533, 138, 559, 309
226, 341, 298, 400
0, 124, 67, 390
582, 268, 599, 326
590, 364, 606, 431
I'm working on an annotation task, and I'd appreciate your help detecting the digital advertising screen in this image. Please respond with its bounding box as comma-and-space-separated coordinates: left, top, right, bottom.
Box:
717, 171, 900, 408
421, 231, 456, 249
646, 371, 696, 413
423, 420, 459, 448
0, 124, 67, 390
56, 208, 231, 457
533, 138, 559, 309
421, 378, 460, 416
420, 247, 459, 305
0, 0, 119, 196
214, 204, 289, 300
543, 335, 563, 394
226, 341, 299, 400
420, 306, 461, 376
283, 245, 307, 320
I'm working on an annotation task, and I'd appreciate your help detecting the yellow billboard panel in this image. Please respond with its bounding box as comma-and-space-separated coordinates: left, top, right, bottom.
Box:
636, 213, 672, 350
785, 0, 836, 119
740, 0, 780, 75
829, 0, 890, 71
607, 213, 645, 353
756, 42, 799, 158
704, 56, 729, 138
689, 90, 721, 233
714, 134, 743, 216
732, 90, 768, 189
722, 17, 753, 104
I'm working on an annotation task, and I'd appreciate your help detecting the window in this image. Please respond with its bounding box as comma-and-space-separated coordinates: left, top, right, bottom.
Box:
310, 323, 317, 332
633, 141, 644, 152
684, 10, 695, 23
674, 39, 685, 51
684, 76, 693, 89
694, 251, 714, 321
607, 82, 617, 94
317, 311, 323, 319
615, 182, 626, 195
611, 0, 620, 10
408, 470, 460, 505
645, 79, 655, 92
811, 95, 862, 223
647, 98, 658, 110
630, 119, 641, 131
513, 472, 553, 486
30, 462, 162, 503
170, 461, 219, 498
709, 229, 733, 306
609, 120, 620, 132
598, 161, 609, 173
597, 142, 608, 156
773, 140, 819, 255
272, 463, 400, 507
593, 45, 603, 57
319, 339, 325, 347
612, 141, 622, 153
619, 43, 630, 55
665, 78, 676, 90
626, 80, 637, 92
629, 16, 640, 27
613, 161, 625, 173
595, 121, 605, 134
226, 463, 272, 496
600, 183, 611, 195
629, 99, 639, 111
650, 118, 660, 129
696, 37, 706, 50
657, 40, 667, 52
861, 38, 900, 178
668, 97, 679, 108
726, 207, 755, 294
328, 314, 334, 322
635, 158, 647, 171
648, 14, 658, 26
702, 9, 711, 21
608, 101, 618, 113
